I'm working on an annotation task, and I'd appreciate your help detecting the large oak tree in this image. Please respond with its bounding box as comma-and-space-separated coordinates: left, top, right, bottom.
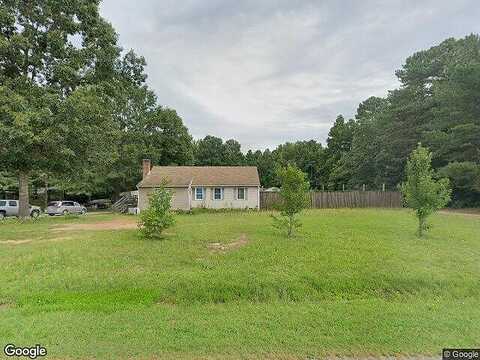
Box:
0, 0, 120, 217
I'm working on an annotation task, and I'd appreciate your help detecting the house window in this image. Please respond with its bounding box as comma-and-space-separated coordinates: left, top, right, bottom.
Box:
237, 187, 246, 200
194, 187, 204, 200
214, 187, 223, 200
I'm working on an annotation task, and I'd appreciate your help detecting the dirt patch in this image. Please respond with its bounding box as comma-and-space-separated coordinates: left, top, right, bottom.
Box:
0, 239, 33, 245
208, 233, 249, 253
0, 237, 73, 245
52, 218, 138, 231
0, 303, 12, 310
47, 236, 74, 243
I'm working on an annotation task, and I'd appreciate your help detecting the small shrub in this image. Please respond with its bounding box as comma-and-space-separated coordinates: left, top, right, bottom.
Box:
138, 185, 175, 239
400, 144, 451, 237
272, 164, 310, 237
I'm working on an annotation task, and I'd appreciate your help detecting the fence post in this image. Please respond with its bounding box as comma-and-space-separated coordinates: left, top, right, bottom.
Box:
362, 184, 366, 191
382, 183, 385, 192
342, 184, 345, 192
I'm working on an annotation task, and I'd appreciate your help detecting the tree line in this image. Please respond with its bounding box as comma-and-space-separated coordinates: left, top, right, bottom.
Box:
192, 35, 480, 207
0, 0, 478, 212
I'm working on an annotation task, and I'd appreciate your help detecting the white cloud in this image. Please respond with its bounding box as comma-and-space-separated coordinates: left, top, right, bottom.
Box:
100, 0, 480, 150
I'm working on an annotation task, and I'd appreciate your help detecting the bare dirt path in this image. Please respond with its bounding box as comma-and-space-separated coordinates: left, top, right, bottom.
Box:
440, 208, 480, 218
0, 236, 73, 245
52, 217, 138, 231
1, 217, 138, 245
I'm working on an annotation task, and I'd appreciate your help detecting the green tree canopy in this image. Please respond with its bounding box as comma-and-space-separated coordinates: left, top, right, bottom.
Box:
273, 140, 324, 189
222, 139, 245, 165
0, 0, 120, 216
323, 115, 354, 189
194, 136, 244, 166
194, 135, 224, 166
439, 162, 480, 207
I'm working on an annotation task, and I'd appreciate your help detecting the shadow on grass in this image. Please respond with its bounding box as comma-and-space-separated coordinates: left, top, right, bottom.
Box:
16, 274, 477, 313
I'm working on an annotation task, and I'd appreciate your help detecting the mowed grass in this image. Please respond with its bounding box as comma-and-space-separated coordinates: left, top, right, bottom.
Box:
0, 209, 479, 359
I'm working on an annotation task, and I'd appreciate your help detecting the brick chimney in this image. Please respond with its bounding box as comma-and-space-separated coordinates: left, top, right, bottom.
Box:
142, 159, 151, 179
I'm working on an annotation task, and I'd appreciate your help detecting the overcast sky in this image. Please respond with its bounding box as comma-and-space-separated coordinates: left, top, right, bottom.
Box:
100, 0, 480, 150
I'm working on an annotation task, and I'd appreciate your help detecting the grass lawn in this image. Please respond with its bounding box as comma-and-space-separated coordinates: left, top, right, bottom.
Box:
0, 209, 479, 359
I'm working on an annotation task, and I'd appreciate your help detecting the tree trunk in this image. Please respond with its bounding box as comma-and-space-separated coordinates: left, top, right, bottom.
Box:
44, 178, 48, 210
112, 186, 121, 203
18, 171, 30, 219
288, 216, 293, 238
418, 216, 425, 238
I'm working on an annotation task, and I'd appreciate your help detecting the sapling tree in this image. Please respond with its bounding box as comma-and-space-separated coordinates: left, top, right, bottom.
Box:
400, 144, 451, 237
272, 164, 310, 237
138, 185, 175, 239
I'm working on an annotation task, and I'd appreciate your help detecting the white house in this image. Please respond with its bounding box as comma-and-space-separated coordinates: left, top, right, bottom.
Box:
137, 160, 260, 211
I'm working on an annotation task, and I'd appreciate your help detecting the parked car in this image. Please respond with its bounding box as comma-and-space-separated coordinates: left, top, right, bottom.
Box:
46, 201, 87, 216
0, 200, 41, 219
87, 199, 112, 210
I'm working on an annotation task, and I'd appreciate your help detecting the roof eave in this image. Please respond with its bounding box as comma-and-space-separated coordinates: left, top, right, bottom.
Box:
138, 183, 260, 188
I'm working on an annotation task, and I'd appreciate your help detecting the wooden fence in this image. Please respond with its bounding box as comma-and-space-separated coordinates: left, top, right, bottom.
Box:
260, 191, 403, 210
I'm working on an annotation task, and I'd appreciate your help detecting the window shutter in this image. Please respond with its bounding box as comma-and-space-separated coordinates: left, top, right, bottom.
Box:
211, 188, 214, 200
245, 187, 248, 200
221, 187, 224, 200
234, 187, 237, 200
